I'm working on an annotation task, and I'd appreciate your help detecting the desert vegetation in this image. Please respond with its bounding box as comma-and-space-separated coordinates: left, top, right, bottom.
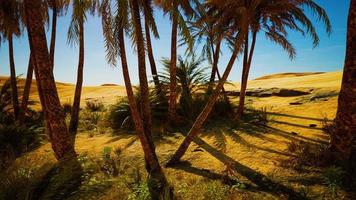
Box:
0, 0, 355, 199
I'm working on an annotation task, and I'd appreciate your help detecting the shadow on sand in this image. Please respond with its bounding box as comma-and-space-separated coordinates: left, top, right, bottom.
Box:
184, 137, 309, 200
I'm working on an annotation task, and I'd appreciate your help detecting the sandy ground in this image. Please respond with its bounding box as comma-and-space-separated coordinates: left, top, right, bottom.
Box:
6, 71, 350, 199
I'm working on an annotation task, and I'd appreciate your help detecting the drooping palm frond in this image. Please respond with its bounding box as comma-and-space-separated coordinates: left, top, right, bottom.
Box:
67, 0, 97, 46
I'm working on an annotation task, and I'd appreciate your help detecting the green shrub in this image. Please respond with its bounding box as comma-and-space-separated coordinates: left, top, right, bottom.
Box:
0, 162, 36, 199
79, 110, 101, 131
128, 182, 151, 200
108, 88, 168, 131
323, 166, 345, 197
0, 124, 44, 169
203, 181, 229, 200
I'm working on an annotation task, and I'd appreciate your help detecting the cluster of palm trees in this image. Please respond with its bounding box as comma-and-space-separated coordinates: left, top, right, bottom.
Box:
1, 0, 355, 198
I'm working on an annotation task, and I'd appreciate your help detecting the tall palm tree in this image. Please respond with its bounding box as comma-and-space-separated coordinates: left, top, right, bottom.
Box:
167, 0, 332, 165
24, 0, 76, 160
236, 0, 331, 119
166, 0, 249, 165
0, 0, 22, 120
192, 4, 231, 103
155, 0, 195, 124
68, 0, 96, 135
101, 0, 171, 198
48, 0, 70, 68
331, 0, 356, 182
143, 0, 161, 91
19, 0, 69, 123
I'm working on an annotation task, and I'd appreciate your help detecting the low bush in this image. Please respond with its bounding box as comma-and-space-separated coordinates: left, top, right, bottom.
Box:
243, 106, 272, 126
323, 166, 345, 198
86, 100, 104, 112
0, 124, 44, 169
108, 88, 168, 131
281, 141, 338, 170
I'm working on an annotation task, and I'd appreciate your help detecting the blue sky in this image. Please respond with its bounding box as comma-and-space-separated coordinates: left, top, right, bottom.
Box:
0, 0, 350, 86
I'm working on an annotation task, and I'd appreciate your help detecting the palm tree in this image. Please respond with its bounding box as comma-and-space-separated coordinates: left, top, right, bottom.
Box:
155, 0, 195, 124
24, 0, 76, 160
0, 0, 22, 120
18, 53, 34, 123
236, 0, 331, 119
100, 0, 172, 198
143, 0, 161, 91
166, 0, 249, 165
48, 0, 70, 68
167, 0, 332, 165
68, 0, 96, 135
331, 0, 356, 182
192, 4, 231, 103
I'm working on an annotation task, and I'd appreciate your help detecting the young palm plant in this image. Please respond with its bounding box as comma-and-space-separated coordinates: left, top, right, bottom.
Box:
154, 0, 197, 124
160, 56, 209, 121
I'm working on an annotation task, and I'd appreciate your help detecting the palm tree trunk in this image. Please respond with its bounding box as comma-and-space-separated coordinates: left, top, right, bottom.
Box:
168, 0, 178, 124
237, 31, 257, 118
69, 18, 85, 136
167, 32, 246, 165
209, 37, 230, 104
118, 28, 160, 173
8, 35, 20, 120
331, 0, 356, 182
144, 14, 161, 90
131, 0, 172, 198
209, 37, 221, 83
18, 53, 34, 123
131, 0, 154, 147
49, 0, 57, 69
24, 0, 76, 160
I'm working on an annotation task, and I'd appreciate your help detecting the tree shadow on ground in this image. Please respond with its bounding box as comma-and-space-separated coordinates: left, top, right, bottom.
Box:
30, 157, 84, 200
266, 126, 328, 145
270, 120, 323, 130
224, 129, 296, 157
264, 111, 331, 122
189, 137, 309, 200
170, 161, 258, 190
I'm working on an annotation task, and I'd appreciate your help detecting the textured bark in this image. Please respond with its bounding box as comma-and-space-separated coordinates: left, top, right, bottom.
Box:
237, 31, 257, 118
144, 13, 161, 90
167, 32, 246, 165
331, 0, 356, 180
209, 37, 230, 104
8, 35, 20, 120
209, 37, 221, 83
24, 0, 76, 160
131, 0, 154, 148
69, 18, 84, 136
18, 53, 34, 123
130, 1, 171, 198
168, 0, 178, 124
49, 0, 57, 69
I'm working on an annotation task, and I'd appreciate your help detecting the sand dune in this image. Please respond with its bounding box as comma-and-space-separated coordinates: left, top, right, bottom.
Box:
0, 71, 342, 108
229, 71, 342, 90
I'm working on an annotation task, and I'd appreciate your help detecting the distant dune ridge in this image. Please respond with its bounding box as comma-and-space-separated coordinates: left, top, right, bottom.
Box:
254, 72, 325, 80
0, 71, 342, 108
